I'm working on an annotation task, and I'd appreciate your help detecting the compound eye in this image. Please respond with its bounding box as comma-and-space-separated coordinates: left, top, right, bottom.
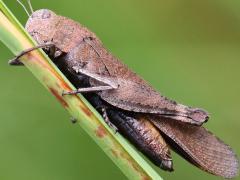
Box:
42, 10, 51, 19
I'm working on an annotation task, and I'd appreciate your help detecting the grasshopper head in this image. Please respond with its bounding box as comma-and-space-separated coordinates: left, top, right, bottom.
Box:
25, 9, 60, 45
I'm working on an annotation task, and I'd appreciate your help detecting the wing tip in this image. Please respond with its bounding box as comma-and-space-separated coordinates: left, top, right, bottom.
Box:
222, 151, 239, 179
214, 134, 239, 178
202, 136, 239, 179
189, 108, 209, 124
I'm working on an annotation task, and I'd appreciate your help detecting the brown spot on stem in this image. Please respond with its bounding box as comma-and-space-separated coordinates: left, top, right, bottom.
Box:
28, 54, 71, 91
120, 152, 138, 171
95, 126, 107, 138
79, 104, 93, 117
49, 87, 69, 108
42, 76, 49, 83
55, 83, 61, 88
111, 149, 119, 158
120, 152, 150, 180
142, 176, 151, 180
60, 81, 71, 91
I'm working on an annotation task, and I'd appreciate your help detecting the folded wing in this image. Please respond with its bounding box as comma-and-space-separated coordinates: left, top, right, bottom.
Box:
98, 78, 209, 125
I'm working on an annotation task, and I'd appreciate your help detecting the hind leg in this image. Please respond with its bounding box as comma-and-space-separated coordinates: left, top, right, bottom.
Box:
101, 107, 118, 133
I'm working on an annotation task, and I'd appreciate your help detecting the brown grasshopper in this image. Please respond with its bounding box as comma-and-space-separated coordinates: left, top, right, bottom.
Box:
8, 1, 239, 178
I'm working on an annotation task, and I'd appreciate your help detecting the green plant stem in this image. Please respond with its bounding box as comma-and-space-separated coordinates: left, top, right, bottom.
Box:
0, 1, 162, 180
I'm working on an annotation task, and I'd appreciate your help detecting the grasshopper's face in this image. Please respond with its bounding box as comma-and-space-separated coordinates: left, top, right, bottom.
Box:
25, 9, 59, 45
24, 9, 95, 56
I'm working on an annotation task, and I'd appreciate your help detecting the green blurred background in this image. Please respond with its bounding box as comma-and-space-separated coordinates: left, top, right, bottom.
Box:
0, 0, 239, 179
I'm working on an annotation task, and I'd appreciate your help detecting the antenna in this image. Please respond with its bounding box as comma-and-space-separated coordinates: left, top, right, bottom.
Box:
27, 0, 34, 14
16, 0, 30, 17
